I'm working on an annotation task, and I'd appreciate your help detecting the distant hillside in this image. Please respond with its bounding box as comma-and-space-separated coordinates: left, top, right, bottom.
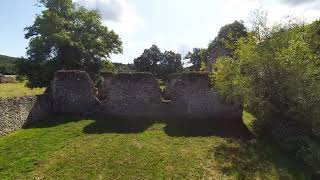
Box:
0, 55, 19, 62
0, 55, 20, 75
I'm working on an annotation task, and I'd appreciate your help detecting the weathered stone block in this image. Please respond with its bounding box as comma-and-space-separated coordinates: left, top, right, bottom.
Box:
51, 70, 100, 115
0, 95, 50, 136
166, 72, 242, 119
98, 72, 162, 118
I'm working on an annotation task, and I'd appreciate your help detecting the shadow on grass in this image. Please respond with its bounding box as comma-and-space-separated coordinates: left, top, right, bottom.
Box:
25, 115, 253, 139
83, 117, 155, 134
212, 139, 310, 180
164, 118, 254, 139
24, 115, 84, 129
25, 115, 155, 134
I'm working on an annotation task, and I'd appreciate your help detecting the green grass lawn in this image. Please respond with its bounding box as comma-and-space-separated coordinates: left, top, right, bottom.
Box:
0, 116, 310, 179
0, 82, 45, 98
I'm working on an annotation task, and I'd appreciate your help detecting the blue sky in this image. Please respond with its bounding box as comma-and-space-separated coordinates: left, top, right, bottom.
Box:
1, 0, 320, 64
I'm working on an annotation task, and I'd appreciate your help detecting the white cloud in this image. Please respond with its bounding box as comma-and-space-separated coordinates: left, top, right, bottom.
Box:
177, 44, 192, 57
73, 0, 320, 64
234, 0, 320, 28
74, 0, 144, 36
111, 40, 153, 63
265, 1, 320, 25
281, 0, 319, 7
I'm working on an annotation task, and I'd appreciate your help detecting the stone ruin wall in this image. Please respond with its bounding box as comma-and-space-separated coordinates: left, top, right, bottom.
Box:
0, 74, 15, 83
166, 73, 242, 119
51, 70, 242, 120
51, 71, 100, 116
0, 95, 51, 136
0, 70, 243, 136
98, 72, 162, 118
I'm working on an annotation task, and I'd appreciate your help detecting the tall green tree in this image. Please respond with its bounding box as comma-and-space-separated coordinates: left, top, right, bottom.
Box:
213, 22, 320, 137
113, 63, 136, 73
207, 21, 248, 70
159, 51, 183, 79
133, 45, 162, 75
185, 48, 208, 71
18, 0, 122, 88
133, 45, 182, 79
212, 20, 320, 169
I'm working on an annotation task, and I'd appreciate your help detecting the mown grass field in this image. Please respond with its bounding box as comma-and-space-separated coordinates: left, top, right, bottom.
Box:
0, 82, 44, 98
0, 115, 310, 179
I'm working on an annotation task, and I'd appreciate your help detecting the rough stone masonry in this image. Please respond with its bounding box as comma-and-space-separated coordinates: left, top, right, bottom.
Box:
0, 95, 51, 136
0, 70, 244, 136
52, 71, 242, 120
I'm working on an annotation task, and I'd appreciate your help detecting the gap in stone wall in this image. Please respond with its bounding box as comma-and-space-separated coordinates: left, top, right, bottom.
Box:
158, 79, 172, 103
96, 72, 117, 102
97, 72, 174, 104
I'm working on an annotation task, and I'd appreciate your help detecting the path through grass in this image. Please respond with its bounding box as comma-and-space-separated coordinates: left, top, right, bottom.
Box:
0, 116, 310, 179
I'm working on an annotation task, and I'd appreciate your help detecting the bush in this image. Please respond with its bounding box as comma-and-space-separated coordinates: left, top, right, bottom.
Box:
211, 20, 320, 170
15, 75, 25, 82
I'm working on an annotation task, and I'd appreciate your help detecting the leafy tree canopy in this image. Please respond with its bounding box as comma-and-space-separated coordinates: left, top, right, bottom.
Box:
133, 45, 162, 75
185, 48, 208, 71
212, 20, 320, 170
186, 21, 248, 71
113, 63, 136, 73
212, 20, 320, 140
159, 51, 183, 79
208, 20, 248, 62
18, 0, 122, 88
133, 45, 182, 79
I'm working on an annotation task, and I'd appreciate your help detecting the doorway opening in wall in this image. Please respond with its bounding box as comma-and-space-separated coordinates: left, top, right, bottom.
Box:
157, 79, 172, 103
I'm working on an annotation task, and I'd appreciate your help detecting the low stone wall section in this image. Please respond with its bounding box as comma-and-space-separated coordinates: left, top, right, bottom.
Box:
1, 70, 244, 136
166, 73, 242, 119
51, 70, 100, 115
0, 95, 51, 136
0, 75, 15, 83
53, 71, 242, 119
98, 72, 162, 118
